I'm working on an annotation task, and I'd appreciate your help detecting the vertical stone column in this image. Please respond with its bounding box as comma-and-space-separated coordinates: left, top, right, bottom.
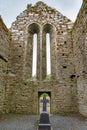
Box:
50, 31, 56, 79
26, 33, 33, 79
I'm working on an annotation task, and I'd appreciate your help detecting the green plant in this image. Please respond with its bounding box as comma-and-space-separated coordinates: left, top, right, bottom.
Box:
41, 93, 49, 97
46, 74, 51, 79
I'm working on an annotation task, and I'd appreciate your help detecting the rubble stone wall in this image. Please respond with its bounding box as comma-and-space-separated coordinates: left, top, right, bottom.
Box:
72, 1, 87, 117
8, 2, 78, 114
0, 17, 10, 113
0, 1, 87, 116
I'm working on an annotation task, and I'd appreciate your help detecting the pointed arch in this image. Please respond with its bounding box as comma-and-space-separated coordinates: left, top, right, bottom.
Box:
42, 23, 56, 79
27, 23, 40, 79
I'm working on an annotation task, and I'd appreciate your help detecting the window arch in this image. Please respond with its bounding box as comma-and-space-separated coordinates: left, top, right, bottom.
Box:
26, 23, 55, 80
42, 24, 54, 80
27, 23, 40, 79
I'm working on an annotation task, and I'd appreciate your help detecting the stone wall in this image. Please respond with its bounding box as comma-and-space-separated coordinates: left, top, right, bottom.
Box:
72, 0, 87, 117
8, 2, 78, 114
1, 1, 87, 116
0, 16, 10, 113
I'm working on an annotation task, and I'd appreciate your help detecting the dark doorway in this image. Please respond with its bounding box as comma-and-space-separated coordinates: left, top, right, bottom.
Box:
38, 92, 51, 114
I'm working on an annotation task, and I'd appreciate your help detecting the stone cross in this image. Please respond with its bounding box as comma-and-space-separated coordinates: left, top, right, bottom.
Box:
41, 96, 49, 111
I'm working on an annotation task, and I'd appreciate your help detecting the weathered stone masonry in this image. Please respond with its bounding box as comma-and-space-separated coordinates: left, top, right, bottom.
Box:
0, 0, 87, 117
72, 0, 87, 116
0, 16, 10, 113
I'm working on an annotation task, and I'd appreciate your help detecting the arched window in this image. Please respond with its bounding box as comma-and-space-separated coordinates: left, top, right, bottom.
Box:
27, 23, 55, 80
27, 23, 40, 79
42, 24, 53, 80
46, 33, 51, 75
32, 33, 37, 77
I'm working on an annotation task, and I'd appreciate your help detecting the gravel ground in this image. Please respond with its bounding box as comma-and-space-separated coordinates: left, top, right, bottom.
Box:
50, 114, 87, 130
0, 114, 87, 130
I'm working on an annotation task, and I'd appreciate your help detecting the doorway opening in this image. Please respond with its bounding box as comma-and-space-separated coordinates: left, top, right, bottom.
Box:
38, 91, 51, 114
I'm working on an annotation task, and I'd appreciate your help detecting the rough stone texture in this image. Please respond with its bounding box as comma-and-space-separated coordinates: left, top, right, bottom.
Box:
0, 16, 10, 113
72, 1, 87, 117
0, 1, 87, 117
8, 1, 77, 115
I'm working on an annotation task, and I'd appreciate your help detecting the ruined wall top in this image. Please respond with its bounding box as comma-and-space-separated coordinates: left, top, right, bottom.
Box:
72, 0, 87, 29
26, 1, 58, 14
0, 16, 10, 61
0, 16, 10, 36
11, 1, 73, 43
